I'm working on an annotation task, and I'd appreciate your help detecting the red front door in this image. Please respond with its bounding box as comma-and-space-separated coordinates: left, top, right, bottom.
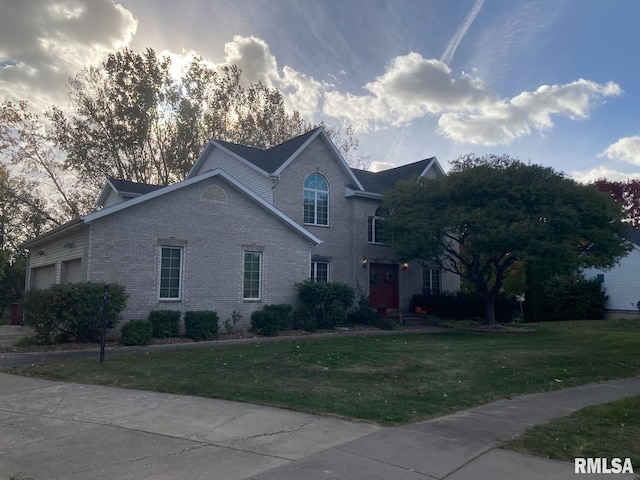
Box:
369, 263, 399, 309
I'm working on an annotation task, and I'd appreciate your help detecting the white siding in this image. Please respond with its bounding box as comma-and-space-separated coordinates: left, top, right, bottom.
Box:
26, 229, 88, 288
191, 148, 273, 202
584, 246, 640, 313
102, 189, 126, 208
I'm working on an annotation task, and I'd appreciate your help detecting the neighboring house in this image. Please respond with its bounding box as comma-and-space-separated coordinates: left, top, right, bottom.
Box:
21, 128, 459, 325
584, 229, 640, 317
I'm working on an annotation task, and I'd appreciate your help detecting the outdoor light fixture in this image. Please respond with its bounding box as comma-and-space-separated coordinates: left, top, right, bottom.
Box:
361, 257, 368, 268
402, 262, 409, 270
64, 242, 74, 249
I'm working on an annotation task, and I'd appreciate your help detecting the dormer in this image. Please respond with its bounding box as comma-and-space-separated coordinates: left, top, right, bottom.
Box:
96, 178, 164, 208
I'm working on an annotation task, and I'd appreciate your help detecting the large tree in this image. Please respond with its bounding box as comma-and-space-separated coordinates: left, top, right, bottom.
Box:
383, 155, 631, 324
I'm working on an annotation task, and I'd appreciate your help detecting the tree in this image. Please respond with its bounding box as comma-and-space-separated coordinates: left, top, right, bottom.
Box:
593, 178, 640, 227
383, 155, 631, 324
49, 48, 367, 190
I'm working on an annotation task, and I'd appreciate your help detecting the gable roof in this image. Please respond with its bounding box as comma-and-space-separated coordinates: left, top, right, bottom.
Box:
85, 169, 322, 245
215, 128, 320, 174
96, 178, 164, 206
352, 157, 442, 194
188, 128, 365, 190
25, 170, 322, 249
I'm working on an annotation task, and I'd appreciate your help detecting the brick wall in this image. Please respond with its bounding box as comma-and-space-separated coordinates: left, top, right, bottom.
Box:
86, 175, 313, 327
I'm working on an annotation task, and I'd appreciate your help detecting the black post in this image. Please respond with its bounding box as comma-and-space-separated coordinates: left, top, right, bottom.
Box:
100, 285, 109, 364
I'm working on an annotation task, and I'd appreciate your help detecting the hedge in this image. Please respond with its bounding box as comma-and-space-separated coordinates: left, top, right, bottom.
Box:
184, 310, 219, 341
22, 282, 127, 344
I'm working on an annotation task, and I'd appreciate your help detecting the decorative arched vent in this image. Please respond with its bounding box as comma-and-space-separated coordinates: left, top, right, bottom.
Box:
201, 185, 229, 204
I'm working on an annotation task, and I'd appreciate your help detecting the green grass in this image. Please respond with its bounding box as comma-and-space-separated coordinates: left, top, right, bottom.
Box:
502, 395, 640, 469
6, 319, 640, 425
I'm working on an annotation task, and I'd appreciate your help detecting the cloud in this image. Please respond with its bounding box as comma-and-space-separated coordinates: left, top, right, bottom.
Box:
0, 0, 137, 110
322, 51, 619, 145
601, 135, 640, 166
323, 52, 497, 131
280, 66, 324, 118
438, 79, 621, 145
571, 165, 640, 184
220, 35, 280, 87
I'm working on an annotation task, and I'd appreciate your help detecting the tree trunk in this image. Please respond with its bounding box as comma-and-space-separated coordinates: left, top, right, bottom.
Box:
484, 295, 496, 325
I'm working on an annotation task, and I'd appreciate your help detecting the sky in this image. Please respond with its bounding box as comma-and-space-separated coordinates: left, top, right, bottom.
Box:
1, 0, 639, 182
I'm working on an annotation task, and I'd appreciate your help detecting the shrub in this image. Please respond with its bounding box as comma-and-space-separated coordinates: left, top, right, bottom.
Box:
291, 306, 318, 332
22, 282, 127, 344
295, 280, 355, 329
410, 291, 517, 323
120, 320, 153, 346
222, 310, 242, 335
148, 310, 181, 338
541, 274, 607, 321
184, 310, 219, 341
250, 304, 292, 336
347, 296, 382, 326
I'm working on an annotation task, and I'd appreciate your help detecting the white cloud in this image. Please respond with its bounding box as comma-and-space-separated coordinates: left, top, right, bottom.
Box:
0, 0, 137, 110
323, 52, 496, 131
280, 66, 324, 118
438, 79, 622, 145
218, 36, 325, 119
570, 165, 640, 184
322, 50, 619, 146
601, 135, 640, 166
220, 35, 280, 87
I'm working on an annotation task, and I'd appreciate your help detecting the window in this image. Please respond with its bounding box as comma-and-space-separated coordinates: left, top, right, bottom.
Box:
423, 268, 441, 295
303, 173, 329, 225
243, 251, 262, 300
368, 206, 388, 243
311, 261, 329, 282
160, 247, 183, 299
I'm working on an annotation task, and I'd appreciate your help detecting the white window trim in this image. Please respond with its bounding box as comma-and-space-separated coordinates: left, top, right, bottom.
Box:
303, 173, 330, 227
368, 216, 385, 244
159, 246, 184, 301
243, 251, 263, 301
311, 261, 330, 282
423, 268, 441, 295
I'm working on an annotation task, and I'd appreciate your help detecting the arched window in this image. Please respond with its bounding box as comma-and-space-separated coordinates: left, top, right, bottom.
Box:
303, 173, 329, 225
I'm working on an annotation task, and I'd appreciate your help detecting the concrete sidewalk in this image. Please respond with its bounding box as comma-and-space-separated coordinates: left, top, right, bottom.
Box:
0, 373, 639, 479
254, 376, 640, 480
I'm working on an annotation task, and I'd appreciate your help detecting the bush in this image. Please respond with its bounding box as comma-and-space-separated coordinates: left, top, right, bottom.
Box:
250, 304, 292, 336
291, 306, 318, 332
185, 310, 219, 341
120, 320, 153, 346
295, 280, 355, 329
541, 274, 607, 321
347, 297, 382, 326
148, 310, 181, 338
22, 282, 127, 344
410, 291, 517, 323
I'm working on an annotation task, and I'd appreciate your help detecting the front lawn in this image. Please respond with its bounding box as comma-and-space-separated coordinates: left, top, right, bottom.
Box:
6, 319, 640, 425
502, 395, 640, 470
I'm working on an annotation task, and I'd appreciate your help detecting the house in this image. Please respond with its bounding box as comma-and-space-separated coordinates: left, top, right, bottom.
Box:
21, 128, 459, 326
584, 229, 640, 318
